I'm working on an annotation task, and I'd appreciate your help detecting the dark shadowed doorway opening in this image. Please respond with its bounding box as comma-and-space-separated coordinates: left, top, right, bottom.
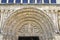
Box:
18, 36, 39, 40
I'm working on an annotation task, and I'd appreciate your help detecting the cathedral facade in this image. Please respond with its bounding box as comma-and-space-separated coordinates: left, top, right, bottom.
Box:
0, 0, 60, 40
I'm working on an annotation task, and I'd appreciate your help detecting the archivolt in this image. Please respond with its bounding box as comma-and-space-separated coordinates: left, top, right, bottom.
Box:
3, 7, 54, 40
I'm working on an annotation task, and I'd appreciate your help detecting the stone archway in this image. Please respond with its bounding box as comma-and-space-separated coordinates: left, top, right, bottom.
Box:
3, 7, 54, 40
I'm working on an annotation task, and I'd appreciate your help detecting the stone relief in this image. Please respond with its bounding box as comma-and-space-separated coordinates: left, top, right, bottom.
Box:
0, 5, 60, 40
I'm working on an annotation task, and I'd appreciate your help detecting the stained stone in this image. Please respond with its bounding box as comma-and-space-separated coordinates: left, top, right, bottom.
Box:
0, 5, 60, 40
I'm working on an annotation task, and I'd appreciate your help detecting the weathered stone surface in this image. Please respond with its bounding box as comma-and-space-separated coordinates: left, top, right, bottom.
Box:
0, 5, 60, 40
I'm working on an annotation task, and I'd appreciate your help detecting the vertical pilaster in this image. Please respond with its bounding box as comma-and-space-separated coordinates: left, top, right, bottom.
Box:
28, 0, 30, 4
14, 0, 16, 3
21, 0, 23, 4
49, 0, 51, 4
7, 0, 8, 3
35, 0, 37, 4
42, 0, 44, 4
0, 0, 1, 4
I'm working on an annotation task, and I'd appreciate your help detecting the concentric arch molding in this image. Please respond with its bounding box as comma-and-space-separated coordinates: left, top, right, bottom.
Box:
2, 7, 54, 40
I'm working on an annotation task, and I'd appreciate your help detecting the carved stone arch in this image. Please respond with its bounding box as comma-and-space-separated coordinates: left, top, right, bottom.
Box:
3, 7, 54, 40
